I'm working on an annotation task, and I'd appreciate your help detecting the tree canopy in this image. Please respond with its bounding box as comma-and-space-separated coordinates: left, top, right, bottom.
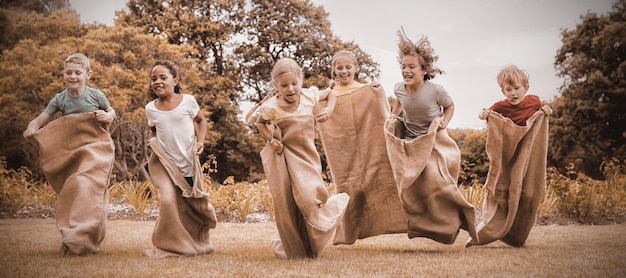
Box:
550, 0, 626, 179
0, 0, 382, 183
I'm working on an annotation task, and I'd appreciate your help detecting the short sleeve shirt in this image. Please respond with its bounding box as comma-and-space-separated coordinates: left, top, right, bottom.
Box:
490, 94, 543, 126
394, 81, 453, 137
145, 94, 200, 177
44, 87, 111, 116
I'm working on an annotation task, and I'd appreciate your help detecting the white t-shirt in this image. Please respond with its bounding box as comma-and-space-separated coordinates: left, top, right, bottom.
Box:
145, 94, 199, 177
259, 87, 320, 121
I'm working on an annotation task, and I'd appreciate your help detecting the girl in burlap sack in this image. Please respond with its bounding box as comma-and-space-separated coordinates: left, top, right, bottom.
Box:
24, 53, 116, 256
248, 57, 349, 258
143, 60, 217, 258
317, 50, 407, 245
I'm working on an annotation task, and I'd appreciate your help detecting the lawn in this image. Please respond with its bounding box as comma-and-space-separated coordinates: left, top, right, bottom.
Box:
1, 219, 625, 277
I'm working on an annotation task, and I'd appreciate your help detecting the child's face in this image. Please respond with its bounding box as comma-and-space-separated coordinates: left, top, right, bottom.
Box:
273, 72, 302, 104
333, 57, 359, 86
63, 62, 91, 94
400, 55, 426, 85
150, 65, 179, 98
501, 82, 529, 106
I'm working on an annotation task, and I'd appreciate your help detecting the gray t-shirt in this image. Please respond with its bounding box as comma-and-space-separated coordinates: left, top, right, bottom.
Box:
394, 81, 453, 138
44, 87, 111, 116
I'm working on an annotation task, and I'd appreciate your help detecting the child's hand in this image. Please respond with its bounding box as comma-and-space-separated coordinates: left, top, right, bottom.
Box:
194, 141, 204, 155
541, 105, 553, 115
95, 110, 114, 124
478, 108, 491, 120
316, 108, 331, 122
270, 138, 283, 154
371, 81, 381, 87
23, 128, 37, 138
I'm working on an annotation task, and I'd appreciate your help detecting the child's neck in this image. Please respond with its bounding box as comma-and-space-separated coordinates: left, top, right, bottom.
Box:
405, 80, 425, 94
278, 95, 299, 113
68, 86, 86, 96
156, 93, 183, 111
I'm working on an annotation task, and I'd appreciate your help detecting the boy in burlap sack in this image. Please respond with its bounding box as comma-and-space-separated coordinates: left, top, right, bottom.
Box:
24, 53, 116, 255
467, 65, 552, 248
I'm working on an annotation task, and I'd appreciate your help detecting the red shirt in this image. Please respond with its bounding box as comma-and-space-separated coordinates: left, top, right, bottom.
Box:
490, 95, 543, 126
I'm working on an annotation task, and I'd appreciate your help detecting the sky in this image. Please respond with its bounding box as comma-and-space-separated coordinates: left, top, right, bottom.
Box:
69, 0, 615, 129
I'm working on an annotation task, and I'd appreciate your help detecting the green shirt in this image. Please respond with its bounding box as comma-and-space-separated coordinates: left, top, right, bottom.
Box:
44, 87, 111, 116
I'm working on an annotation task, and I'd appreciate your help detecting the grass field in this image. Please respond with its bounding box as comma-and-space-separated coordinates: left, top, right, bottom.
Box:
1, 219, 625, 277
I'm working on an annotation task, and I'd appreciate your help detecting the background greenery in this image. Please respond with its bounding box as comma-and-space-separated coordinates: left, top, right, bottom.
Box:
0, 0, 624, 220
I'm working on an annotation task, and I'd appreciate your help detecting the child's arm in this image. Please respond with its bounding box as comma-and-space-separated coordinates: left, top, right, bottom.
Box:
95, 107, 116, 124
193, 111, 208, 155
440, 103, 454, 129
390, 98, 401, 119
316, 89, 336, 122
23, 113, 51, 137
256, 116, 283, 153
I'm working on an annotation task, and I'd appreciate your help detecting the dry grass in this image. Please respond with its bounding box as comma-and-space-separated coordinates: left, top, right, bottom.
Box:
1, 220, 625, 277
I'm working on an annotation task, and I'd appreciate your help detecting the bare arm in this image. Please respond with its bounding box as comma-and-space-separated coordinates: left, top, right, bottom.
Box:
23, 113, 51, 137
440, 103, 454, 129
390, 98, 401, 118
256, 116, 283, 153
317, 89, 336, 122
193, 111, 208, 155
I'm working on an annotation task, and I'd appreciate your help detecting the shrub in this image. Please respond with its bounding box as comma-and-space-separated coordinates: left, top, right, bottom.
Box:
0, 158, 35, 212
112, 180, 156, 214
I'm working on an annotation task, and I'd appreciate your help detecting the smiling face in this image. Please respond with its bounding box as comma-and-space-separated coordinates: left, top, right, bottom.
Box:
150, 65, 179, 98
501, 81, 529, 106
63, 62, 92, 95
273, 72, 302, 104
400, 55, 426, 86
332, 57, 359, 86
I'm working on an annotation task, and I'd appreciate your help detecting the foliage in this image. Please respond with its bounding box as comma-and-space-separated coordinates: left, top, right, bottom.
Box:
0, 158, 34, 212
30, 182, 56, 207
550, 0, 626, 178
110, 180, 156, 214
206, 178, 273, 222
547, 160, 626, 224
459, 180, 484, 210
449, 128, 489, 185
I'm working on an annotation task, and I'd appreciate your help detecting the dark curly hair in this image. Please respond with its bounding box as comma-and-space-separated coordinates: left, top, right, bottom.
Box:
396, 27, 444, 80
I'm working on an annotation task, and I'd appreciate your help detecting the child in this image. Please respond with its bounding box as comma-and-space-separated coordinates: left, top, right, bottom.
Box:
142, 60, 217, 258
317, 50, 406, 245
23, 53, 116, 255
384, 29, 477, 244
478, 65, 553, 125
390, 30, 454, 139
252, 57, 349, 258
467, 65, 552, 248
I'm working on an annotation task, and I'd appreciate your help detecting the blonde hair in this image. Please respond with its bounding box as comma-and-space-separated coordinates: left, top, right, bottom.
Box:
64, 53, 91, 71
496, 65, 529, 88
396, 27, 443, 80
329, 50, 359, 89
245, 58, 303, 122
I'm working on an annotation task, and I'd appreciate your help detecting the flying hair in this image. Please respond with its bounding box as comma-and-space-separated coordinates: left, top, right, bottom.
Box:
396, 26, 444, 80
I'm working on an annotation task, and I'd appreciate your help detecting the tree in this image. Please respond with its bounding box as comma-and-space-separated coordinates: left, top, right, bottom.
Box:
235, 0, 379, 103
117, 0, 270, 183
0, 6, 204, 181
550, 0, 626, 179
